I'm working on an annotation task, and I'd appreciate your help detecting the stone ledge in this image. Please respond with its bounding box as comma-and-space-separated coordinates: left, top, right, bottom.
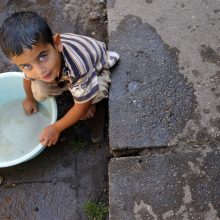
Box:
108, 14, 195, 153
109, 149, 220, 219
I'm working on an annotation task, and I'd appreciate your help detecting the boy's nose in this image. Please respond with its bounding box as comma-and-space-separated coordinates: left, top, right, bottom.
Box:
35, 65, 46, 76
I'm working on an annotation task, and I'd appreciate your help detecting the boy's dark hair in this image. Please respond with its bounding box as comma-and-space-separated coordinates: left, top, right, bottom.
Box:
0, 11, 54, 58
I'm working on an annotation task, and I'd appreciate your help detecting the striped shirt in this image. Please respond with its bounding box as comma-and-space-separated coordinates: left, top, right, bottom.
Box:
60, 33, 108, 103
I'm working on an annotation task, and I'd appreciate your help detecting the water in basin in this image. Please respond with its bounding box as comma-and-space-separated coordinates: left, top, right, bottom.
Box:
0, 98, 51, 162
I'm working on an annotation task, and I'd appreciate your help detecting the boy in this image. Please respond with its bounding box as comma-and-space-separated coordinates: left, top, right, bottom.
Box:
0, 11, 119, 146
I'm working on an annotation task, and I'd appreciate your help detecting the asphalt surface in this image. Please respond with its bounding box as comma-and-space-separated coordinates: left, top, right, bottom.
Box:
109, 15, 195, 152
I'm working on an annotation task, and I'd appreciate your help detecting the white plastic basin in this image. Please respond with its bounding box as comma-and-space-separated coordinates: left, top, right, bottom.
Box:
0, 72, 57, 168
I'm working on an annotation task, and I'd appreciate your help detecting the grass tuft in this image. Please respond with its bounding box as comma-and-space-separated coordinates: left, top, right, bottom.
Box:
72, 138, 87, 153
84, 201, 108, 220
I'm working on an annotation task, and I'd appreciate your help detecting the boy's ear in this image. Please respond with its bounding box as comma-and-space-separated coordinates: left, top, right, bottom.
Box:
53, 33, 63, 52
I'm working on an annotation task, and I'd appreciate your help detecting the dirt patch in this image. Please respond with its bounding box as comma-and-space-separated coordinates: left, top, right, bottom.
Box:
200, 45, 220, 66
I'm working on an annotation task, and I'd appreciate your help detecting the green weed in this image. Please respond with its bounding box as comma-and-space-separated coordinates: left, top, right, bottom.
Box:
84, 201, 108, 220
72, 138, 87, 153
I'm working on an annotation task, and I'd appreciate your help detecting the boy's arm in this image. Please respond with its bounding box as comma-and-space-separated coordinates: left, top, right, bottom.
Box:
23, 78, 38, 114
54, 101, 91, 132
39, 101, 91, 146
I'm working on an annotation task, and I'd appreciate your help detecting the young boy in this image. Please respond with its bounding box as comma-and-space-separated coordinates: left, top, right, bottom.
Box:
0, 11, 119, 146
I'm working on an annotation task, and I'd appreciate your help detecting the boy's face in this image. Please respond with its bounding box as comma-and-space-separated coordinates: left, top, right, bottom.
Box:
11, 34, 63, 82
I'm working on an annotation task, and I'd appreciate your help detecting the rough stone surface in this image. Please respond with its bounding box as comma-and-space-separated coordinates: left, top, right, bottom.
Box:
109, 149, 220, 219
108, 15, 195, 152
107, 1, 220, 219
108, 0, 220, 152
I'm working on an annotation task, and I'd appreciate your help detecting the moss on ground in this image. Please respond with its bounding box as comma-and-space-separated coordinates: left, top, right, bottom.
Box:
84, 201, 108, 220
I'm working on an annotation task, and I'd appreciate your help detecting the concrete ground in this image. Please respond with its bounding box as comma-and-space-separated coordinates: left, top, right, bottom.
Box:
109, 151, 220, 219
0, 137, 110, 220
0, 0, 220, 219
108, 0, 220, 219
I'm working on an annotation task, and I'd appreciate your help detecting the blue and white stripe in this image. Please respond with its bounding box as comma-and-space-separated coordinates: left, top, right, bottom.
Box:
61, 33, 108, 103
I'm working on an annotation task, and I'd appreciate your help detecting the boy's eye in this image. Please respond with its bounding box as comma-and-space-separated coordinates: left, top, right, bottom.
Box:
23, 64, 32, 70
39, 54, 47, 62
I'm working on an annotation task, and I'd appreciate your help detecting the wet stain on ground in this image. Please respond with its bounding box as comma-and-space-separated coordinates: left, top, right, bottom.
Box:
192, 70, 200, 77
200, 45, 220, 66
156, 16, 165, 23
211, 88, 220, 98
109, 15, 196, 148
196, 128, 210, 142
165, 46, 180, 63
213, 9, 220, 14
187, 24, 199, 32
181, 3, 185, 8
210, 118, 220, 130
209, 70, 220, 98
146, 0, 153, 3
173, 108, 220, 149
211, 70, 220, 83
203, 109, 210, 114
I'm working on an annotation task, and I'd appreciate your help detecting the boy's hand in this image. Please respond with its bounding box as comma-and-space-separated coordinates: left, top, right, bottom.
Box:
39, 124, 60, 147
38, 101, 92, 147
22, 97, 38, 115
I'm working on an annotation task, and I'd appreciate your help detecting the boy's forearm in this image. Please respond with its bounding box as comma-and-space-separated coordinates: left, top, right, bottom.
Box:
54, 101, 91, 133
23, 78, 35, 100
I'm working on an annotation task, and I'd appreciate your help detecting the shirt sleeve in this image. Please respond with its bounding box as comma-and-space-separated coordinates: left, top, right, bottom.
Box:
69, 70, 99, 103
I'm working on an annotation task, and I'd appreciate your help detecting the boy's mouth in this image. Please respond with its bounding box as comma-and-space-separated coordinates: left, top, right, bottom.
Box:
42, 72, 52, 80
